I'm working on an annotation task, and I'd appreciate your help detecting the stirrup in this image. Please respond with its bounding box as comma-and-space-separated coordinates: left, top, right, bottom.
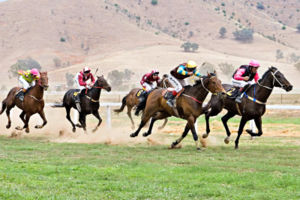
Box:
76, 102, 81, 112
235, 97, 242, 103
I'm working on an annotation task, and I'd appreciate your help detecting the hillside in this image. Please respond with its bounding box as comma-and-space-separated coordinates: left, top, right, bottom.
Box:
0, 0, 299, 90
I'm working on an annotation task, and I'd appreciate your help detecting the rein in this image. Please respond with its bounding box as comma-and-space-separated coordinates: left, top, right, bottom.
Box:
257, 70, 284, 90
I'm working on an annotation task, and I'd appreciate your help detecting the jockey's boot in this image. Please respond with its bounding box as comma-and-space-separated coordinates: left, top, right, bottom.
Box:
235, 84, 250, 103
135, 91, 147, 116
16, 89, 26, 101
75, 94, 81, 112
166, 92, 176, 107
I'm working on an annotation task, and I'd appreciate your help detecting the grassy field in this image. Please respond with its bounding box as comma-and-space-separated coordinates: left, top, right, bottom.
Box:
0, 134, 300, 200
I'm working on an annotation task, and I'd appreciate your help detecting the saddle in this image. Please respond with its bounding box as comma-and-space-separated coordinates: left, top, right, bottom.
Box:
162, 88, 184, 100
226, 86, 240, 99
136, 89, 144, 97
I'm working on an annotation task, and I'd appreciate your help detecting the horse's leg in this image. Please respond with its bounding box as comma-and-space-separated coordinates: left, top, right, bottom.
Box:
158, 118, 168, 130
35, 110, 47, 129
5, 106, 14, 129
92, 110, 102, 133
127, 105, 135, 130
65, 106, 76, 132
79, 113, 87, 132
187, 116, 202, 150
19, 111, 26, 124
142, 112, 168, 137
130, 110, 153, 137
221, 111, 236, 144
17, 113, 31, 133
246, 117, 263, 137
171, 123, 190, 148
234, 117, 248, 149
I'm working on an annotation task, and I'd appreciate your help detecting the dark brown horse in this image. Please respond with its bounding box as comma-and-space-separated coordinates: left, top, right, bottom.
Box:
0, 72, 49, 133
130, 73, 225, 150
202, 67, 293, 149
52, 75, 111, 133
114, 75, 171, 129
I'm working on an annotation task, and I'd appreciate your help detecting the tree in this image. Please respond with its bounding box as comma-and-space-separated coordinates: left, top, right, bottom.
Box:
181, 42, 199, 52
8, 57, 42, 78
151, 0, 157, 6
233, 28, 254, 42
219, 27, 227, 38
199, 62, 216, 75
276, 49, 284, 61
65, 73, 75, 88
191, 43, 199, 51
107, 69, 134, 90
295, 62, 300, 72
296, 24, 300, 32
218, 63, 235, 77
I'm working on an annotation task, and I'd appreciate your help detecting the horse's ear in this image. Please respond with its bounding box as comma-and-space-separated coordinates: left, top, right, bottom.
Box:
213, 70, 217, 75
207, 71, 210, 77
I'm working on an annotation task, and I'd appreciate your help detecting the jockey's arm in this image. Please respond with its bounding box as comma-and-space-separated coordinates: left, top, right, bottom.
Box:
254, 73, 259, 83
193, 69, 201, 77
78, 74, 87, 87
177, 65, 188, 75
234, 68, 247, 80
90, 74, 95, 84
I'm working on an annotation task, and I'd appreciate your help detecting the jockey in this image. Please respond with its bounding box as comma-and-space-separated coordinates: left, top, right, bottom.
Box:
17, 68, 40, 101
74, 66, 95, 112
135, 69, 160, 116
167, 60, 201, 107
232, 60, 260, 103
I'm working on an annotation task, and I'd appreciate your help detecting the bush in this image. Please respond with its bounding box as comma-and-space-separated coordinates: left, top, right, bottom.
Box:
65, 73, 75, 88
8, 57, 42, 78
295, 62, 300, 71
289, 53, 300, 63
200, 62, 216, 75
60, 37, 66, 42
282, 25, 286, 30
151, 0, 157, 5
107, 69, 134, 90
53, 57, 62, 68
181, 42, 199, 52
276, 49, 284, 60
219, 27, 227, 38
256, 2, 265, 10
296, 24, 300, 32
233, 28, 253, 42
218, 63, 235, 76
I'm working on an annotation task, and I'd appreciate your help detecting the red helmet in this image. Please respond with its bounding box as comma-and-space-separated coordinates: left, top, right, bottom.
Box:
83, 67, 91, 73
151, 69, 159, 75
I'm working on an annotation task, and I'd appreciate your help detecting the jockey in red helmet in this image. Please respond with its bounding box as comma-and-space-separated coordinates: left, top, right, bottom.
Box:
232, 60, 260, 103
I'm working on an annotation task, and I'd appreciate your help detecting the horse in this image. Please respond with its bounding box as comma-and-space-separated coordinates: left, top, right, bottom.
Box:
130, 72, 226, 150
202, 66, 293, 149
114, 74, 172, 130
0, 72, 49, 133
52, 75, 111, 133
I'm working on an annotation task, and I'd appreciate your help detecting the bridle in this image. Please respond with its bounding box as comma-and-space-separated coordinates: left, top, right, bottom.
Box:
257, 69, 285, 90
201, 76, 218, 95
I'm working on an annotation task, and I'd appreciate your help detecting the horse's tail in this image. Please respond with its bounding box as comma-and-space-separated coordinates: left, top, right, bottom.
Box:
114, 95, 127, 113
51, 102, 64, 108
0, 99, 7, 115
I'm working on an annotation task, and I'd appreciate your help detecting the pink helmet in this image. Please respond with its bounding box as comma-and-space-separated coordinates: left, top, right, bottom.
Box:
30, 68, 39, 76
249, 60, 260, 68
83, 67, 91, 73
151, 69, 159, 75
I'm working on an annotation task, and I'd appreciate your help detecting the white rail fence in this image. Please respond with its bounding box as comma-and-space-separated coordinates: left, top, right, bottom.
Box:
46, 102, 300, 128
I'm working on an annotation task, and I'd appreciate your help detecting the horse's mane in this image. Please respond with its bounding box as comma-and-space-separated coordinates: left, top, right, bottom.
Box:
258, 66, 277, 81
193, 73, 216, 87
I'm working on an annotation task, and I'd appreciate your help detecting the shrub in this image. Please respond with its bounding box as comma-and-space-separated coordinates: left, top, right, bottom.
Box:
233, 28, 253, 42
53, 57, 62, 68
218, 63, 235, 76
219, 27, 227, 38
289, 53, 300, 63
256, 2, 265, 10
65, 73, 75, 88
296, 24, 300, 32
221, 2, 225, 6
282, 25, 286, 30
184, 22, 189, 26
276, 49, 284, 60
107, 69, 134, 90
181, 42, 199, 52
8, 57, 42, 78
200, 62, 216, 75
151, 0, 157, 6
60, 37, 66, 42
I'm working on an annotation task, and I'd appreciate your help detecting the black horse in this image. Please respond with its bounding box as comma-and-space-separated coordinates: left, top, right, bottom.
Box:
52, 75, 111, 132
202, 66, 293, 149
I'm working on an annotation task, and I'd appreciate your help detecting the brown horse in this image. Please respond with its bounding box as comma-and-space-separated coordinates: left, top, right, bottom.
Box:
130, 73, 225, 150
114, 75, 171, 129
202, 67, 293, 149
0, 72, 49, 133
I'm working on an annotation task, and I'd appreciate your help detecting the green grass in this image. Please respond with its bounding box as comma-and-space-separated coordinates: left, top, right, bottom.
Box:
0, 136, 300, 199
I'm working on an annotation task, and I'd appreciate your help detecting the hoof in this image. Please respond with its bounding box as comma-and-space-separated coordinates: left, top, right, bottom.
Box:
235, 146, 239, 150
25, 128, 29, 133
202, 133, 208, 138
6, 124, 11, 129
35, 125, 42, 129
246, 129, 253, 135
72, 127, 76, 133
15, 126, 22, 130
197, 147, 201, 151
130, 133, 137, 137
224, 137, 230, 144
142, 132, 150, 137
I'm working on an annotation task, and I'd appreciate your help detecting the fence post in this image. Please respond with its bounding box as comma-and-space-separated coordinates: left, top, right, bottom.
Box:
106, 105, 111, 128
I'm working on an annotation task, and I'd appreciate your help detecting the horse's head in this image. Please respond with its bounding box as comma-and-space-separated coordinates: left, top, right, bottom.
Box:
39, 72, 49, 91
269, 66, 293, 92
95, 75, 112, 92
203, 71, 226, 95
